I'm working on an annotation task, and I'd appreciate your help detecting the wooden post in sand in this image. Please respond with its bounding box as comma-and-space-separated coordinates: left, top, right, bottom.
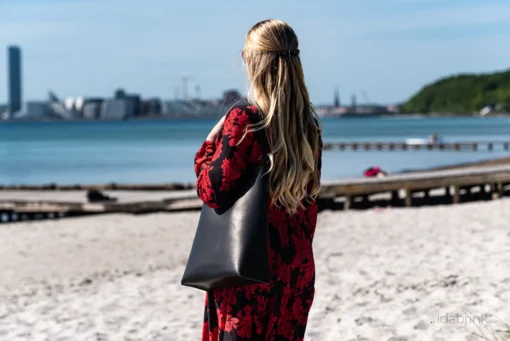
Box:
446, 186, 453, 197
344, 195, 352, 211
452, 185, 461, 204
391, 191, 399, 205
404, 189, 412, 207
495, 182, 504, 199
498, 182, 504, 197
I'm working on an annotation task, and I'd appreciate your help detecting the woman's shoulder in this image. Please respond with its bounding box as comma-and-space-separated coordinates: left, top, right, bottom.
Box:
225, 102, 262, 123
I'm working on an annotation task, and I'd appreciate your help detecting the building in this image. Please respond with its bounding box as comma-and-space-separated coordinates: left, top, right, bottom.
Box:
124, 94, 141, 117
99, 98, 138, 120
7, 46, 22, 117
162, 99, 220, 118
48, 91, 75, 120
350, 94, 357, 113
112, 89, 141, 116
4, 101, 59, 121
222, 89, 242, 108
334, 88, 340, 108
19, 101, 53, 119
141, 98, 162, 116
82, 98, 103, 120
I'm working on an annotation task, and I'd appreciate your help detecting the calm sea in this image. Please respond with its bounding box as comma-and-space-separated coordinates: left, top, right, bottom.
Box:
1, 117, 509, 185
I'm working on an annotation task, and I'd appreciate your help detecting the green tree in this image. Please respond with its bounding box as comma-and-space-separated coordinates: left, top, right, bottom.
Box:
401, 70, 510, 114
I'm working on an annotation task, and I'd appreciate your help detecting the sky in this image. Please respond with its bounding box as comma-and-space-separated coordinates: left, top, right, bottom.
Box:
0, 0, 509, 105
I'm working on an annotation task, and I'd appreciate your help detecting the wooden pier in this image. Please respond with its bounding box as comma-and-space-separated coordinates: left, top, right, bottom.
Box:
322, 141, 510, 152
319, 164, 510, 210
0, 190, 200, 223
0, 183, 195, 191
1, 164, 510, 223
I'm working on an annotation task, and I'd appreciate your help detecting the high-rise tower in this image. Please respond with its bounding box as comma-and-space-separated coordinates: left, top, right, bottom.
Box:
7, 46, 23, 116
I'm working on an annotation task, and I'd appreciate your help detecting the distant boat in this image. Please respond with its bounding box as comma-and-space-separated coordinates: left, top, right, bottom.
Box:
480, 106, 492, 117
406, 136, 444, 145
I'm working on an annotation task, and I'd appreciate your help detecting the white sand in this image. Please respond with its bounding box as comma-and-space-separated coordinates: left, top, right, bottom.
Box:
1, 200, 509, 341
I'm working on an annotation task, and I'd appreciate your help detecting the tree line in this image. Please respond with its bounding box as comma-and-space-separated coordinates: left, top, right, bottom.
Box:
401, 69, 510, 114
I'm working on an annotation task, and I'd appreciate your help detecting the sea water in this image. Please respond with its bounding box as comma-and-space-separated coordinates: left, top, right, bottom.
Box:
0, 117, 509, 185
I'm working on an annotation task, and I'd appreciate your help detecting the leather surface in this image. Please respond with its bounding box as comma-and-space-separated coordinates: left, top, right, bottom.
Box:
181, 156, 271, 291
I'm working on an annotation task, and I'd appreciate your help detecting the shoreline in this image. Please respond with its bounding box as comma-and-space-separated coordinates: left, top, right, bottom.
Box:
1, 113, 509, 124
2, 156, 510, 191
397, 155, 510, 174
1, 156, 509, 220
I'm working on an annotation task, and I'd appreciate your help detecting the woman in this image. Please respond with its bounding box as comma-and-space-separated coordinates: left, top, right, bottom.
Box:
194, 19, 322, 341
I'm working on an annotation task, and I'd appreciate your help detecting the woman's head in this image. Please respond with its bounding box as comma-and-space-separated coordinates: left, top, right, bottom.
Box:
241, 19, 322, 213
242, 19, 298, 80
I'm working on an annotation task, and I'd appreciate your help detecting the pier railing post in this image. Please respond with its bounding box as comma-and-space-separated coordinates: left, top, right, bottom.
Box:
404, 189, 412, 207
496, 182, 504, 199
453, 185, 460, 204
344, 195, 352, 211
391, 191, 399, 205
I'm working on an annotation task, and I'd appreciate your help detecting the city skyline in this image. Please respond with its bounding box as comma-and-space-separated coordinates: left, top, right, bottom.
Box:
1, 0, 510, 105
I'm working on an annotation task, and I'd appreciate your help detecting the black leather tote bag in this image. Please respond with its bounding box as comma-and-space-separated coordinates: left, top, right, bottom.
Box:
181, 154, 271, 291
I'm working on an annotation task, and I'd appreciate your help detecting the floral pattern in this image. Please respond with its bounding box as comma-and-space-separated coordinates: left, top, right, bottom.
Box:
194, 105, 322, 341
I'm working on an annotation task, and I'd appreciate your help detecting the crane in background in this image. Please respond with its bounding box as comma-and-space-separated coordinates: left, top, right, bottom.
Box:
166, 75, 195, 100
181, 75, 194, 100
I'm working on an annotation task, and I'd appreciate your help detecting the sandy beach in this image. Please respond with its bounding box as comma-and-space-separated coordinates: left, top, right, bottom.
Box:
1, 200, 509, 341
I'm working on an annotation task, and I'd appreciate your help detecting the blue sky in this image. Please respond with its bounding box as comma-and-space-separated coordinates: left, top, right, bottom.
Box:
1, 0, 509, 105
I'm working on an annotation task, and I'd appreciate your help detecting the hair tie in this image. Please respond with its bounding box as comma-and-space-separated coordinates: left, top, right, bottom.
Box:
274, 49, 300, 58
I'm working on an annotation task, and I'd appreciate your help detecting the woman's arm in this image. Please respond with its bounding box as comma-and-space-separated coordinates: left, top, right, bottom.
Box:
194, 106, 262, 208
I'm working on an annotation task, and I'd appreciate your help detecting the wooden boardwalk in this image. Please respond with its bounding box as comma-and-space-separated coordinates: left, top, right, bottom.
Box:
322, 141, 510, 152
320, 164, 510, 209
0, 183, 194, 191
0, 190, 199, 219
1, 164, 510, 223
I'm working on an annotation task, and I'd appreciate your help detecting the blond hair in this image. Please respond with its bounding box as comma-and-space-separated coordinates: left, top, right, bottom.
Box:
241, 19, 322, 213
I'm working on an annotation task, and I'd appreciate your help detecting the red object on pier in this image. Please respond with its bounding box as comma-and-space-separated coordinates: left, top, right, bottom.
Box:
364, 166, 382, 177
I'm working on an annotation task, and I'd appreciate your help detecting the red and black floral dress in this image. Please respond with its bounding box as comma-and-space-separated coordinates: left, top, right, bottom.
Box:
194, 104, 322, 341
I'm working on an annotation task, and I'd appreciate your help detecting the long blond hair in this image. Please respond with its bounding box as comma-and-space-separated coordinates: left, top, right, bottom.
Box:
241, 19, 322, 213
